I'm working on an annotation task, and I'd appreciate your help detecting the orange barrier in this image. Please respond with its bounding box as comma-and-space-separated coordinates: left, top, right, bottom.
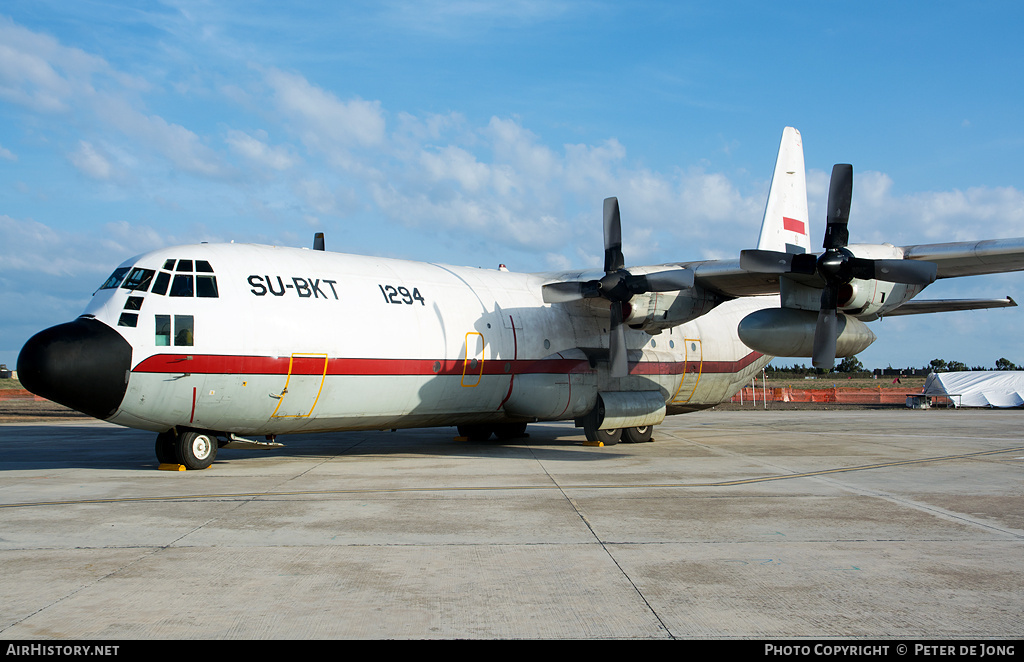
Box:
731, 386, 922, 405
0, 389, 47, 402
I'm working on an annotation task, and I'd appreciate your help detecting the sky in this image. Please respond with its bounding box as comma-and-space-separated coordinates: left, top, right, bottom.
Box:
3, 0, 1024, 371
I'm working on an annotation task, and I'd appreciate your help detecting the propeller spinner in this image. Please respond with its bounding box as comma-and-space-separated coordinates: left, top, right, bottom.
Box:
740, 164, 937, 369
542, 197, 694, 377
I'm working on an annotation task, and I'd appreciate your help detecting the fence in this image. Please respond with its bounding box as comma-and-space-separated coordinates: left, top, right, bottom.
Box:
731, 386, 922, 405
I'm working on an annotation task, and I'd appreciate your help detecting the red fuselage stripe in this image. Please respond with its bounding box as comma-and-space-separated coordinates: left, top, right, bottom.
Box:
132, 352, 764, 378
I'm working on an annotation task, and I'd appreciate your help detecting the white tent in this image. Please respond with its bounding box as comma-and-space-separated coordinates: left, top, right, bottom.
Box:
922, 371, 1024, 408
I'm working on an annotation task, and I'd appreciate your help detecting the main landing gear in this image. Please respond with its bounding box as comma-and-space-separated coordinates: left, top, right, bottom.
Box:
155, 429, 218, 470
580, 404, 655, 445
582, 421, 654, 445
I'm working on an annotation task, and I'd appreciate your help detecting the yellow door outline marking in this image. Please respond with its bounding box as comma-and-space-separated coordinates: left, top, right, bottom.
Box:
671, 338, 703, 404
461, 332, 485, 387
271, 353, 328, 418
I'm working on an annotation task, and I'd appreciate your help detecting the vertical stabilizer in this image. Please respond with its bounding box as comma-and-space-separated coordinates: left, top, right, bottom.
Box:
756, 127, 810, 254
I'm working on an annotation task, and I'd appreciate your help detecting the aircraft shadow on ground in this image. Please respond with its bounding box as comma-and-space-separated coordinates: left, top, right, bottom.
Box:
0, 423, 631, 471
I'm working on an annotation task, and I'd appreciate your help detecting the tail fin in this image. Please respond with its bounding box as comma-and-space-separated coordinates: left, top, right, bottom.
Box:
756, 127, 811, 254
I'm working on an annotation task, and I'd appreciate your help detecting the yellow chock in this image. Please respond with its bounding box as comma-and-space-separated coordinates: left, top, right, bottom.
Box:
453, 436, 469, 442
582, 441, 605, 447
158, 463, 187, 471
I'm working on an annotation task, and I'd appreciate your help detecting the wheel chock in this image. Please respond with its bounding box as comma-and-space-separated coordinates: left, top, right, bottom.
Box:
158, 463, 187, 471
582, 441, 605, 447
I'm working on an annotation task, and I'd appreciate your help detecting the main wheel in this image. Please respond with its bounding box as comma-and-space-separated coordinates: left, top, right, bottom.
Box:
581, 401, 619, 445
584, 424, 621, 445
175, 430, 218, 470
622, 426, 653, 443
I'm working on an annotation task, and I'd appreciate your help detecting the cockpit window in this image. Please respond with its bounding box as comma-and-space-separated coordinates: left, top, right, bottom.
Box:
170, 274, 194, 297
98, 267, 131, 291
152, 271, 171, 296
121, 268, 155, 292
196, 275, 219, 298
152, 260, 218, 298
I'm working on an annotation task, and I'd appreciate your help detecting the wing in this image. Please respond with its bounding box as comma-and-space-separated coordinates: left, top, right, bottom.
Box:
683, 236, 1024, 299
677, 258, 787, 298
901, 238, 1024, 278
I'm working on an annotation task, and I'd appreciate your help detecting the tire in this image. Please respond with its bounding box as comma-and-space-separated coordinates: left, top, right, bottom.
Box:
175, 430, 218, 470
622, 426, 654, 443
581, 401, 619, 445
155, 430, 177, 464
457, 424, 494, 442
584, 424, 621, 445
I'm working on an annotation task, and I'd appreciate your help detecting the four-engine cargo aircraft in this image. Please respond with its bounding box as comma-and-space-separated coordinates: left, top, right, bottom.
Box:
17, 127, 1024, 469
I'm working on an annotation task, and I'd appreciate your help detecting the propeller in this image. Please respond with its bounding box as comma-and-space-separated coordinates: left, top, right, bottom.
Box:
542, 197, 695, 377
740, 164, 937, 369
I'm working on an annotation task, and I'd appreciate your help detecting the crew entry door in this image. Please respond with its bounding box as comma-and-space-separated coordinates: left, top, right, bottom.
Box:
272, 353, 328, 418
461, 332, 485, 387
671, 339, 703, 405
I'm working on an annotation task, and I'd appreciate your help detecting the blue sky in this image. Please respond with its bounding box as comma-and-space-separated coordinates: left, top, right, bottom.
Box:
3, 1, 1024, 370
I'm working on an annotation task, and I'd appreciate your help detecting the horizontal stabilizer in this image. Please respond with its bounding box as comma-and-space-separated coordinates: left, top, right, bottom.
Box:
881, 297, 1017, 317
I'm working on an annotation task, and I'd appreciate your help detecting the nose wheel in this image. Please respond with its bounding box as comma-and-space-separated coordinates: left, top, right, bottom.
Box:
155, 429, 218, 470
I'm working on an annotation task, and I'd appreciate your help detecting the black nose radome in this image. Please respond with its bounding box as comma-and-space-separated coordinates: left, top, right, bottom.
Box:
18, 318, 132, 420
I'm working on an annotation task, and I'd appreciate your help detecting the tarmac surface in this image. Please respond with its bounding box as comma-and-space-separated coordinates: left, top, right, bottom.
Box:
0, 407, 1021, 639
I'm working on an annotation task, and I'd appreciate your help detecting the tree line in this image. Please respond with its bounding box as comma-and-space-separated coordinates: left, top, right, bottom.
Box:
766, 356, 1020, 377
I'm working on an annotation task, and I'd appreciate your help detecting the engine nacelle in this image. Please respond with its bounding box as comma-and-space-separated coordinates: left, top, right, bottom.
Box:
780, 244, 927, 321
625, 286, 723, 332
738, 307, 877, 358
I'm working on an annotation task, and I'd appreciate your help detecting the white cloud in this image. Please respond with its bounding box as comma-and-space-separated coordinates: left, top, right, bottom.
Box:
0, 144, 16, 161
225, 129, 296, 171
68, 141, 113, 180
419, 145, 491, 192
845, 170, 1024, 245
376, 0, 575, 36
265, 67, 386, 154
0, 214, 101, 277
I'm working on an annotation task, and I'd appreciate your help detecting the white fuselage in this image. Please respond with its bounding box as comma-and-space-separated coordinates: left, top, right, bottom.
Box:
80, 243, 772, 435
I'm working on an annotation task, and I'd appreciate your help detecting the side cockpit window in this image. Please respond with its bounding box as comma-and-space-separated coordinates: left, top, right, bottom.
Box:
121, 268, 155, 292
97, 267, 131, 292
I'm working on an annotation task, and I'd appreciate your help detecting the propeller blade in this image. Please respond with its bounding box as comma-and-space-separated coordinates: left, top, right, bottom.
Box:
823, 164, 852, 250
848, 258, 937, 285
740, 249, 818, 275
639, 268, 695, 292
603, 197, 624, 273
609, 302, 628, 378
812, 307, 839, 369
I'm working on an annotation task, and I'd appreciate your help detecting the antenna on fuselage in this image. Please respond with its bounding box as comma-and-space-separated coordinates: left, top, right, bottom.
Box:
313, 232, 325, 251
